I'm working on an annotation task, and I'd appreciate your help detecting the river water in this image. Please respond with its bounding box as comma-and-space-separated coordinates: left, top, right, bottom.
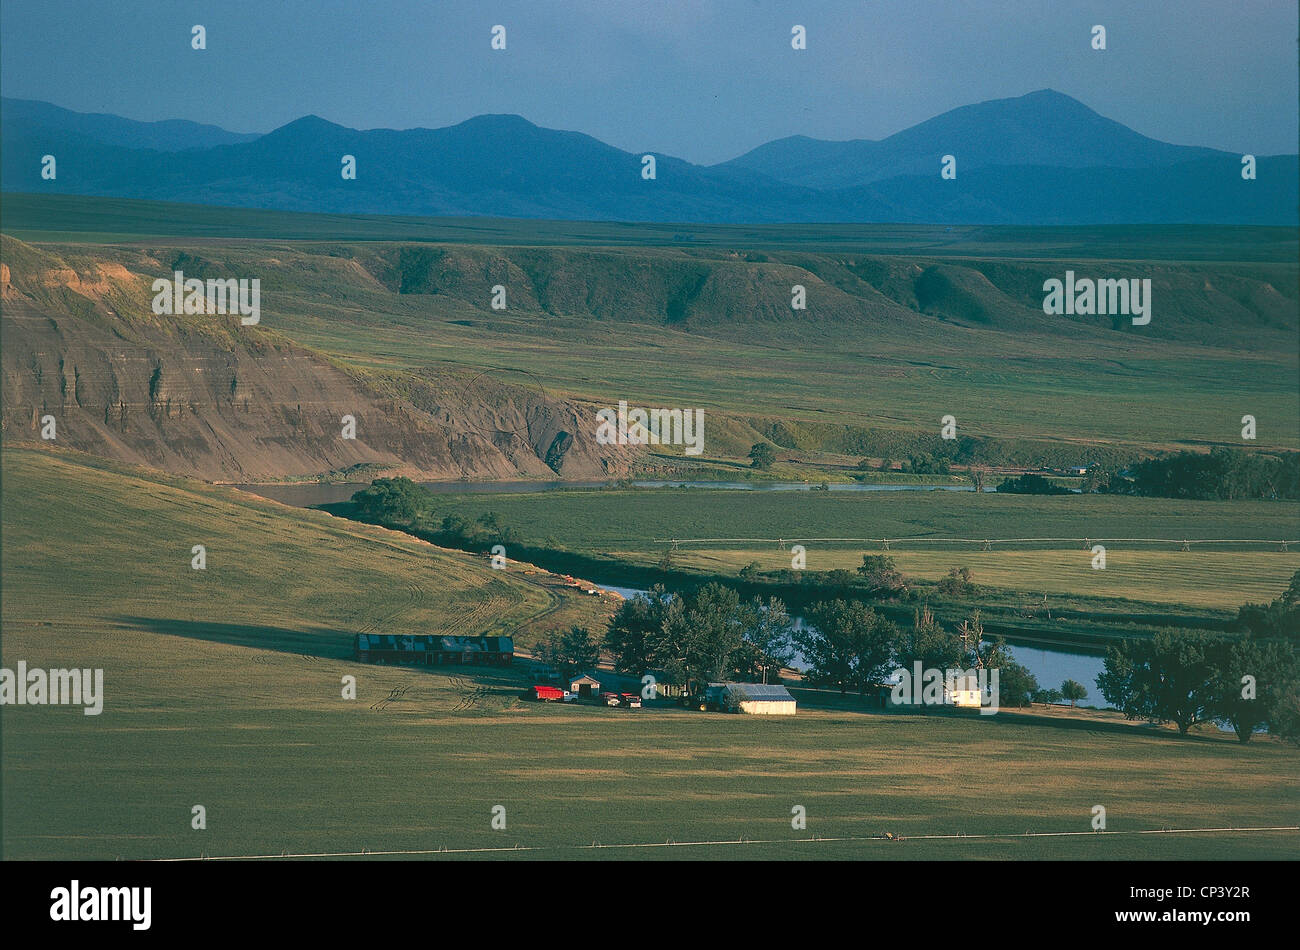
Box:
235, 478, 996, 507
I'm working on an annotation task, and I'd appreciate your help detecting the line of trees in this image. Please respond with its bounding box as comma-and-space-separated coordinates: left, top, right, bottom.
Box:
1099, 572, 1300, 742
349, 478, 1297, 738
602, 585, 1041, 706
996, 473, 1072, 495
1099, 631, 1298, 742
853, 454, 953, 475
1096, 448, 1300, 500
753, 555, 981, 603
604, 578, 1299, 733
349, 478, 520, 547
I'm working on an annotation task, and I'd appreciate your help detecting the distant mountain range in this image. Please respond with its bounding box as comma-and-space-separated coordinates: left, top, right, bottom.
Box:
3, 90, 1295, 225
1, 97, 260, 152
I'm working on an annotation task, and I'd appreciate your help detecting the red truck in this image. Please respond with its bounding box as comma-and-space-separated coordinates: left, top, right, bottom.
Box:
527, 685, 566, 702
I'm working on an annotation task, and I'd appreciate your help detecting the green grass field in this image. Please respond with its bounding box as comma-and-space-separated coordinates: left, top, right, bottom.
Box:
8, 193, 1298, 261
7, 698, 1298, 861
3, 447, 1297, 860
411, 487, 1298, 609
618, 547, 1300, 612
414, 486, 1300, 550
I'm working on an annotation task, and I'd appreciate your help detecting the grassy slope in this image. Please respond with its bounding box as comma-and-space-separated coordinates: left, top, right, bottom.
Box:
219, 243, 1300, 457
2, 447, 1297, 860
282, 303, 1299, 457
0, 447, 572, 648
5, 209, 1297, 465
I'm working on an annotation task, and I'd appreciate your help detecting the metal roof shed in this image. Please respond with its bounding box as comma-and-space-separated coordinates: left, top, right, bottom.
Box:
724, 683, 797, 715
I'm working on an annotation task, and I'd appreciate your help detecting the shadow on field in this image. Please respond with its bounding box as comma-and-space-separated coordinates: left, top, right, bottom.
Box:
110, 615, 536, 702
924, 705, 1236, 744
112, 615, 355, 660
792, 686, 1235, 743
983, 706, 1230, 742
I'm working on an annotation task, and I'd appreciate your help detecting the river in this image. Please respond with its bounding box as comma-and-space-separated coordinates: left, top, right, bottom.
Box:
235, 478, 997, 507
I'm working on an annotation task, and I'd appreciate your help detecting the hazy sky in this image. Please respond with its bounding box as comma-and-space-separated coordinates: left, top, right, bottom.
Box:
2, 0, 1296, 164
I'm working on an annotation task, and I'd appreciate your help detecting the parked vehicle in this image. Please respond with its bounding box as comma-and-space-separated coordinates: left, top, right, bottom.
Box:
527, 685, 565, 702
561, 691, 580, 703
620, 693, 642, 708
601, 691, 623, 707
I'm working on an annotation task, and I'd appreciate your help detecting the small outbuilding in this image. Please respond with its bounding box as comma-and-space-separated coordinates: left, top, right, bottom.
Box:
567, 672, 602, 698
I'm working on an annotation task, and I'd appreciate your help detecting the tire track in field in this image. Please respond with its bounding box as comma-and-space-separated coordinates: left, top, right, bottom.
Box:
443, 575, 521, 636
457, 578, 516, 629
324, 516, 585, 657
369, 684, 412, 711
318, 507, 567, 641
352, 580, 427, 637
451, 685, 489, 712
511, 578, 565, 628
445, 673, 488, 711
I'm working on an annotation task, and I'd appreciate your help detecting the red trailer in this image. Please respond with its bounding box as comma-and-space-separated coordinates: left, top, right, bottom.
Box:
529, 685, 565, 702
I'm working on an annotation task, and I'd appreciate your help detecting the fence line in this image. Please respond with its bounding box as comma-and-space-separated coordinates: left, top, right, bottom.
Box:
150, 825, 1300, 861
153, 845, 539, 861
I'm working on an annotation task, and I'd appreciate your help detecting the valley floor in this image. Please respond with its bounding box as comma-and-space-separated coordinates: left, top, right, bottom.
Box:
2, 446, 1296, 860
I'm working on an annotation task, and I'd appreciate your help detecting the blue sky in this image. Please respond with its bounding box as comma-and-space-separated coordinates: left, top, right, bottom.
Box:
2, 0, 1295, 164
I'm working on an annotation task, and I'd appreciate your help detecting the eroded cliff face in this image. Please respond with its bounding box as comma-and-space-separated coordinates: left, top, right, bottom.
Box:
0, 238, 635, 482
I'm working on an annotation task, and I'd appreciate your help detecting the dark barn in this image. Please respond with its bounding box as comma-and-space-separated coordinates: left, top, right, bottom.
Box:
354, 634, 514, 667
